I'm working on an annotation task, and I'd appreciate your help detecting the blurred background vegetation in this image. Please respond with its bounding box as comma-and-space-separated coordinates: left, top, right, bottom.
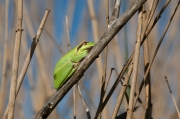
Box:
0, 0, 180, 119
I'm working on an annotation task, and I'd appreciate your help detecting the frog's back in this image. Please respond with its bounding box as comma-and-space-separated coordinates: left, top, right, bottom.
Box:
54, 46, 77, 75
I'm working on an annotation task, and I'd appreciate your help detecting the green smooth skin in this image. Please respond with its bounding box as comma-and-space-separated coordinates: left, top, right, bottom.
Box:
54, 41, 95, 89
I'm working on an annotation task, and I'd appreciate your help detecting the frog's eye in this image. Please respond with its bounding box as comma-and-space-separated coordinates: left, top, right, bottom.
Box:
82, 41, 88, 45
77, 41, 88, 51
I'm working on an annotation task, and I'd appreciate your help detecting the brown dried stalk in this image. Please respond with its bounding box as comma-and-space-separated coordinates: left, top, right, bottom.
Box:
7, 0, 23, 118
126, 7, 143, 119
165, 76, 180, 119
111, 62, 133, 119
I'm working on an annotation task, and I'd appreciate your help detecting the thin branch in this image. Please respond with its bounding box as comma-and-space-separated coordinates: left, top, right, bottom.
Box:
111, 62, 133, 119
104, 68, 115, 91
165, 76, 180, 119
147, 0, 159, 29
76, 84, 91, 119
142, 8, 152, 119
34, 0, 147, 118
97, 0, 109, 118
16, 9, 50, 97
45, 27, 65, 55
7, 0, 23, 118
66, 15, 76, 119
126, 7, 143, 119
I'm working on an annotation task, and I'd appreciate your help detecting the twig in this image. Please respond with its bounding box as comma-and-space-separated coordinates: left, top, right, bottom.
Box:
34, 0, 147, 118
45, 27, 65, 55
76, 84, 91, 119
7, 0, 23, 118
0, 0, 9, 117
142, 7, 152, 119
111, 62, 133, 119
104, 68, 115, 91
16, 9, 50, 97
146, 0, 159, 29
126, 7, 143, 119
165, 76, 180, 119
23, 4, 53, 97
133, 0, 180, 108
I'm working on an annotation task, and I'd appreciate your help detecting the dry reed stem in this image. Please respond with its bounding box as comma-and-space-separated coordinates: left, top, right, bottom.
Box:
16, 9, 50, 97
165, 76, 180, 119
3, 9, 50, 119
133, 0, 180, 108
66, 15, 77, 119
21, 34, 37, 113
97, 0, 110, 118
45, 27, 65, 55
142, 8, 152, 119
76, 84, 91, 119
96, 0, 122, 118
146, 0, 159, 29
24, 4, 53, 97
35, 0, 147, 118
87, 0, 103, 80
7, 0, 23, 118
126, 7, 143, 119
0, 0, 9, 117
111, 62, 133, 119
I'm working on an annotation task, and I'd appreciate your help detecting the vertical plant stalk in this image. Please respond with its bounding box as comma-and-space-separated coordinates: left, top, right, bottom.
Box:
87, 0, 103, 80
97, 0, 109, 119
111, 62, 133, 119
142, 9, 152, 119
165, 76, 180, 119
0, 0, 9, 117
3, 9, 50, 119
126, 7, 143, 119
66, 15, 76, 119
7, 0, 23, 118
96, 0, 121, 119
133, 0, 180, 108
76, 84, 91, 119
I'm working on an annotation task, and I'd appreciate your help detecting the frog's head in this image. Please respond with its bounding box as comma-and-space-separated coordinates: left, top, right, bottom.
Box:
77, 41, 95, 53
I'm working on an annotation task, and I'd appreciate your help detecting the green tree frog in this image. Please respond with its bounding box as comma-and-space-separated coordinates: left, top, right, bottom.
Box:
54, 41, 95, 89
